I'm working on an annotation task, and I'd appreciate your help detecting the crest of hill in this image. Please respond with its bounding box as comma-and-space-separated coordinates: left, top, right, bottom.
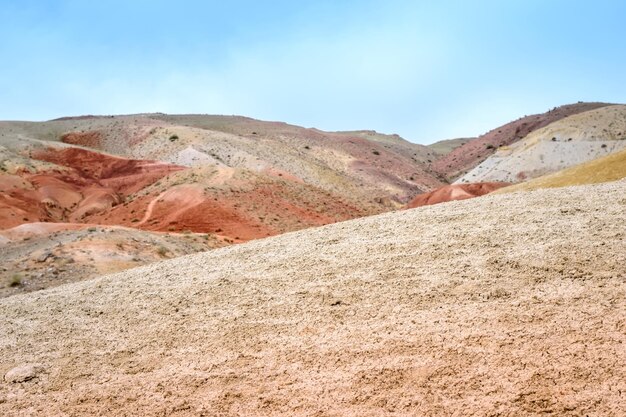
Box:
430, 102, 612, 181
1, 114, 445, 206
0, 180, 624, 415
427, 137, 473, 156
458, 104, 626, 184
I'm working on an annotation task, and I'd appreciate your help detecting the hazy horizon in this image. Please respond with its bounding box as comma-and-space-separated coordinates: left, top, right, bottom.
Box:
2, 0, 625, 143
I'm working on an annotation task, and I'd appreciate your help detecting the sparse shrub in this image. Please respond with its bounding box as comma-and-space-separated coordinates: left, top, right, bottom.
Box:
87, 227, 97, 232
10, 274, 21, 287
304, 145, 310, 150
169, 134, 179, 142
372, 150, 380, 155
486, 144, 495, 149
156, 246, 168, 257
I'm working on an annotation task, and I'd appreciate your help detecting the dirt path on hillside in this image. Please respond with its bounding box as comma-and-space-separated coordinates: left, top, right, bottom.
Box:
137, 190, 167, 225
0, 180, 624, 416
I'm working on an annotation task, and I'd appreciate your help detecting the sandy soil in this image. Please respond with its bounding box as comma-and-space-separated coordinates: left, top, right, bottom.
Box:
0, 180, 624, 416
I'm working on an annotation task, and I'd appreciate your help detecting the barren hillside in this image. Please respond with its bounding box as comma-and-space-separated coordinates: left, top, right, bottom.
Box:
1, 180, 624, 416
431, 102, 612, 181
2, 116, 428, 292
495, 147, 626, 194
0, 223, 225, 297
458, 105, 626, 184
2, 114, 444, 204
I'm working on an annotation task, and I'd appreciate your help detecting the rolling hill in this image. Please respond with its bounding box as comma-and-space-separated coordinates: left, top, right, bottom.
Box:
427, 137, 472, 156
430, 102, 612, 181
3, 104, 625, 296
406, 182, 510, 208
457, 105, 626, 184
0, 115, 443, 295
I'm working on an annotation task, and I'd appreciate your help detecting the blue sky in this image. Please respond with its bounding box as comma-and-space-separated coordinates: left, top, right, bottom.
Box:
1, 0, 625, 143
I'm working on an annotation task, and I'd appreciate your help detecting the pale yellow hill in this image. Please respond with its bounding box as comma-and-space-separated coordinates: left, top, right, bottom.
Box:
495, 148, 626, 194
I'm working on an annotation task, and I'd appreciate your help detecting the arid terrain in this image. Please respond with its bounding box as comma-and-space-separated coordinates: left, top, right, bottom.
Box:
1, 180, 624, 416
3, 1, 625, 415
0, 223, 225, 298
495, 147, 626, 194
458, 105, 626, 183
431, 102, 612, 181
1, 116, 442, 294
2, 103, 626, 295
1, 103, 626, 415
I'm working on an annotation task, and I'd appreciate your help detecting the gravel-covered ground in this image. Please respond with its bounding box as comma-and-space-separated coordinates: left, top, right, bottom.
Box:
0, 180, 624, 416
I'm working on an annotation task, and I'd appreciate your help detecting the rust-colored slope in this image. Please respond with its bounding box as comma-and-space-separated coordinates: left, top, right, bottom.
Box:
31, 147, 184, 194
406, 182, 509, 208
431, 102, 612, 181
0, 148, 183, 229
86, 168, 372, 242
1, 146, 373, 245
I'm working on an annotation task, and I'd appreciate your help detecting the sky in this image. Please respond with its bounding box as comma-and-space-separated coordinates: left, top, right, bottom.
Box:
1, 0, 625, 144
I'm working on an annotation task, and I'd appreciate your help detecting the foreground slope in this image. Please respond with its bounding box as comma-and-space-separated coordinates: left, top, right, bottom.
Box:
1, 180, 624, 416
458, 105, 626, 184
